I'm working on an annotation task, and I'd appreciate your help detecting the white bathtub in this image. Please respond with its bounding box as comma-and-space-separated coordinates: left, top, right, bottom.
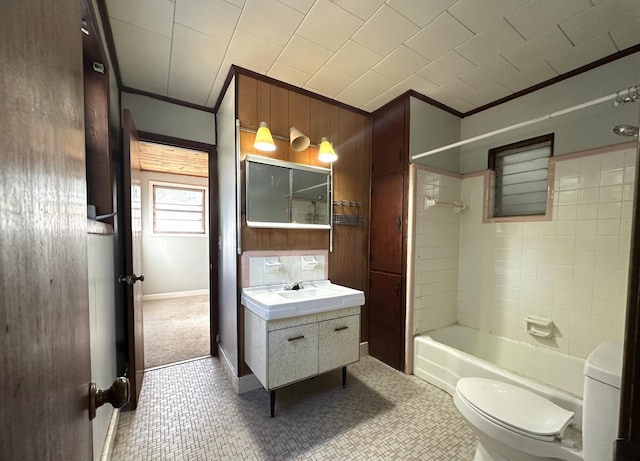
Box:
414, 324, 585, 427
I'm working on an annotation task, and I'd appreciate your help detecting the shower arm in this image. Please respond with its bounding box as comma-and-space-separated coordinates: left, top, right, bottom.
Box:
411, 84, 640, 161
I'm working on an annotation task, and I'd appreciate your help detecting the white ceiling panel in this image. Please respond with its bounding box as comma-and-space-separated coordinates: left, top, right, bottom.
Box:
110, 18, 171, 69
560, 0, 640, 46
175, 0, 241, 42
325, 40, 383, 79
171, 25, 227, 70
611, 19, 640, 50
389, 74, 438, 97
117, 50, 170, 95
352, 5, 420, 56
418, 51, 476, 86
105, 0, 640, 112
348, 70, 394, 100
386, 0, 457, 28
335, 85, 375, 108
502, 27, 574, 71
427, 78, 477, 105
278, 35, 333, 74
168, 55, 216, 105
406, 13, 474, 62
106, 0, 174, 37
447, 98, 476, 113
363, 92, 399, 112
297, 0, 363, 52
331, 0, 385, 21
455, 20, 525, 66
460, 57, 519, 90
547, 34, 620, 74
448, 0, 528, 33
237, 0, 305, 46
278, 0, 316, 14
267, 62, 312, 88
463, 83, 512, 107
305, 66, 355, 98
373, 46, 430, 82
499, 61, 558, 93
109, 21, 169, 61
506, 0, 591, 39
225, 29, 283, 73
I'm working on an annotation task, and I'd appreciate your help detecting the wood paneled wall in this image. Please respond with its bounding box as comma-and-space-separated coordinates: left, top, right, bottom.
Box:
236, 73, 371, 341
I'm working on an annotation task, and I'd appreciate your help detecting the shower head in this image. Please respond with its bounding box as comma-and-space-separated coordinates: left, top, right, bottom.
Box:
613, 125, 639, 137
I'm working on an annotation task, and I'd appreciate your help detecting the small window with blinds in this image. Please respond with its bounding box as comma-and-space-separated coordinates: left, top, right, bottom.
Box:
489, 134, 553, 218
152, 182, 207, 235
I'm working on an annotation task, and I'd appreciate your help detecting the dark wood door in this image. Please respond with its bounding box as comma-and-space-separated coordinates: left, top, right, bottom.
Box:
1, 0, 93, 458
370, 172, 405, 274
122, 110, 145, 409
368, 272, 405, 370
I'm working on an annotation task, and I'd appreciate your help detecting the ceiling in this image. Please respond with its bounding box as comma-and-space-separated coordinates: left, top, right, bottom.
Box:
104, 0, 640, 114
139, 141, 209, 177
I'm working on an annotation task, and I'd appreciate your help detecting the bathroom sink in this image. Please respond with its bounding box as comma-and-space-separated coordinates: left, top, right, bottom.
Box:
277, 288, 333, 300
241, 280, 365, 320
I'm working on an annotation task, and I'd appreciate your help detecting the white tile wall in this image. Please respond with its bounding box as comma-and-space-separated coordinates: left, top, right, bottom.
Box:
241, 250, 328, 288
413, 169, 461, 335
413, 145, 635, 359
462, 146, 634, 358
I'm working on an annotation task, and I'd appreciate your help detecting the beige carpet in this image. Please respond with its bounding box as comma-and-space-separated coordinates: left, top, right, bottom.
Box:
143, 295, 210, 369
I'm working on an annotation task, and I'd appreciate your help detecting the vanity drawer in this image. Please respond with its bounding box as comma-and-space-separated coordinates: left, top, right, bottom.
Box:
268, 323, 319, 389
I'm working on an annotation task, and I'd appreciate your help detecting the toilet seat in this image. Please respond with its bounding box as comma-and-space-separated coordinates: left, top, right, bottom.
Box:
456, 377, 574, 442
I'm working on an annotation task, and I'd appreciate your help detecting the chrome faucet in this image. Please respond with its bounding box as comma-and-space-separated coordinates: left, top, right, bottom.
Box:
284, 281, 304, 291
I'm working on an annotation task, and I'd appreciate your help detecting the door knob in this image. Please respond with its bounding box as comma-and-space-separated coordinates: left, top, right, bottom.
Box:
89, 377, 130, 420
118, 274, 145, 285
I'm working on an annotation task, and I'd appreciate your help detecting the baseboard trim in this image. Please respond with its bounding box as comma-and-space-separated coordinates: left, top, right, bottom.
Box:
143, 289, 209, 301
100, 407, 120, 461
218, 345, 262, 394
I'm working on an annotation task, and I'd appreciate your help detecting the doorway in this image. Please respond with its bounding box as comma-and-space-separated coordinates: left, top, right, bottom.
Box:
136, 138, 217, 369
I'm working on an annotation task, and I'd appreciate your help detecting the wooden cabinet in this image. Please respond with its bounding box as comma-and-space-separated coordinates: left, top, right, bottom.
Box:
371, 99, 407, 177
368, 272, 404, 370
370, 172, 405, 274
368, 97, 409, 372
244, 306, 361, 415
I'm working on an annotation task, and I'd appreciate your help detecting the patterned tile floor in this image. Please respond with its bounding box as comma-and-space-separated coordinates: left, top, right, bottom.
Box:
111, 355, 477, 460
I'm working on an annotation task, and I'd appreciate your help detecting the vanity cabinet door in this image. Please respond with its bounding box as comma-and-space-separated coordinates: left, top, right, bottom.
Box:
318, 315, 360, 374
268, 323, 318, 389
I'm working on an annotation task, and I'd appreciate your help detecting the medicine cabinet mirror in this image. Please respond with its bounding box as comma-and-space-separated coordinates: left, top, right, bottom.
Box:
245, 154, 331, 229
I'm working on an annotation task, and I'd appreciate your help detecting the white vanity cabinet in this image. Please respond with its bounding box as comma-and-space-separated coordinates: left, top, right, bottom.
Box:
268, 321, 319, 388
244, 305, 361, 416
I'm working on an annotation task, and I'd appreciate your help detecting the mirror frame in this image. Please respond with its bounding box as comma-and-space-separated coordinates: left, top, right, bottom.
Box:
244, 154, 332, 229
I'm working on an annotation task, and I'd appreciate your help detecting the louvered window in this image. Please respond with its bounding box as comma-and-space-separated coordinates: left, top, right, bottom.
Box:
489, 134, 553, 218
152, 182, 207, 234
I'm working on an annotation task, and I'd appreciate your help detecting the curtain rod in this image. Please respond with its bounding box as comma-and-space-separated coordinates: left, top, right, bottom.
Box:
411, 84, 639, 161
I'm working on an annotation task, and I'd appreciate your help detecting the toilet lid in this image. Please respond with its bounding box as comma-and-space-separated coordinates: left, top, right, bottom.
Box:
457, 377, 574, 439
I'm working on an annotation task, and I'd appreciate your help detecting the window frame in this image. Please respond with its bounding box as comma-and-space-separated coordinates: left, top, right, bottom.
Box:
150, 180, 208, 236
485, 133, 555, 222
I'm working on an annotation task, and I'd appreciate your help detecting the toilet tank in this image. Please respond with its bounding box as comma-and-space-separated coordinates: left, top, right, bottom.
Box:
582, 340, 623, 461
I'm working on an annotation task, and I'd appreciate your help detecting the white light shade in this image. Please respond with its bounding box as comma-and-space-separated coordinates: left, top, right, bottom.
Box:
318, 137, 337, 162
254, 121, 276, 152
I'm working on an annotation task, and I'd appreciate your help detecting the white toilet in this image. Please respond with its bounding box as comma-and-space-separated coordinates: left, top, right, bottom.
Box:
454, 340, 623, 461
